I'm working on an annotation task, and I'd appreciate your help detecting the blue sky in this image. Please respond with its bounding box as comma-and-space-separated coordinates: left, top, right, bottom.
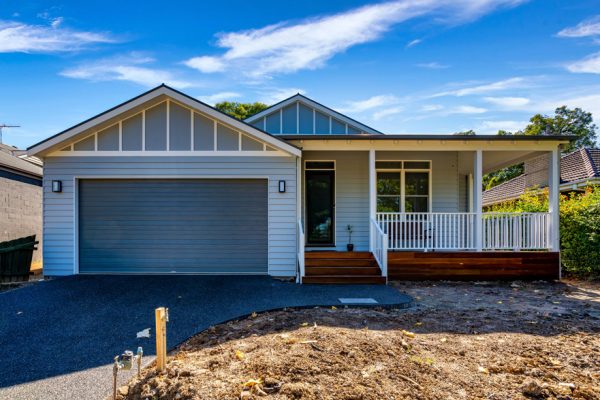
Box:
1, 0, 600, 148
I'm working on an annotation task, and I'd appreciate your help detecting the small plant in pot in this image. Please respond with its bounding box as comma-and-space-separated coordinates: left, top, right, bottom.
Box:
346, 225, 354, 251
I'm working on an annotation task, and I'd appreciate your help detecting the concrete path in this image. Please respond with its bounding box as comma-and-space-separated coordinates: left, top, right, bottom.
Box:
0, 275, 411, 399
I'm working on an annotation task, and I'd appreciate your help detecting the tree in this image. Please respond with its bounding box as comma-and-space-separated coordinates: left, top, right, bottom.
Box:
483, 164, 524, 190
215, 101, 269, 120
453, 130, 476, 136
521, 106, 597, 152
497, 129, 513, 136
484, 106, 598, 190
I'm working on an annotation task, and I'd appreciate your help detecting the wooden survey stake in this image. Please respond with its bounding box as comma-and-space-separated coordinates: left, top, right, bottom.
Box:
155, 307, 168, 372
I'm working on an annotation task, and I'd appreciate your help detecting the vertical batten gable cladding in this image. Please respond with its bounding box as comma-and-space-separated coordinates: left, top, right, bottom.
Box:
244, 94, 382, 135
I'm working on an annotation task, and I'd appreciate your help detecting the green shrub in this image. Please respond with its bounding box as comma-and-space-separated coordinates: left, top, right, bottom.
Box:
489, 185, 600, 278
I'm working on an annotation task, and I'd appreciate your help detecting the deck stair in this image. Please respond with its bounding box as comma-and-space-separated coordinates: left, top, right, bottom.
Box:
303, 251, 385, 284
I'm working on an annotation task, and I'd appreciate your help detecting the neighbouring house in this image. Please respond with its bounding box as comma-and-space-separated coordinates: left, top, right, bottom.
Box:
0, 143, 43, 269
26, 85, 572, 283
483, 148, 600, 206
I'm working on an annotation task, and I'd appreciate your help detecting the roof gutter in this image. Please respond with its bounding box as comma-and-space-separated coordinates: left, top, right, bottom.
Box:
280, 134, 576, 142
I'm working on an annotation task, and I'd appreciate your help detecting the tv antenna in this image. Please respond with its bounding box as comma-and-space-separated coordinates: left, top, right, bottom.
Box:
0, 124, 20, 144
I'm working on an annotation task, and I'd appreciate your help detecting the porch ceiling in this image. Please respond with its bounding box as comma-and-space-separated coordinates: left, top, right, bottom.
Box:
482, 150, 547, 174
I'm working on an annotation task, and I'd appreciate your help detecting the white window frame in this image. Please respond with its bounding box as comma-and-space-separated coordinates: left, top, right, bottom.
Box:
376, 160, 432, 213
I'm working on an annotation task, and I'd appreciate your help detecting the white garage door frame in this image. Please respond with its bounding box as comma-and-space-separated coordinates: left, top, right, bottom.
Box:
72, 175, 271, 275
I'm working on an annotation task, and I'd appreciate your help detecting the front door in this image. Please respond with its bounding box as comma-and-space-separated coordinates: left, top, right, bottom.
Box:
305, 170, 335, 245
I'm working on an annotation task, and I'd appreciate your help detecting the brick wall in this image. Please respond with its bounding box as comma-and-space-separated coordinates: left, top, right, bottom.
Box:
0, 176, 43, 264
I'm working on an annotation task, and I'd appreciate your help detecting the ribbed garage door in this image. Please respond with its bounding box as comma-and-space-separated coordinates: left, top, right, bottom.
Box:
78, 179, 268, 274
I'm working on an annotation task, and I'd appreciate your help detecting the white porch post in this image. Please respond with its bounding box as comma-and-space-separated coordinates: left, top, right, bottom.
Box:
548, 147, 560, 252
369, 149, 376, 252
474, 150, 483, 251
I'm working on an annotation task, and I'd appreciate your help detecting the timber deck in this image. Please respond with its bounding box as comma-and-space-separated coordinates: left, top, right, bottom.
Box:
303, 251, 560, 283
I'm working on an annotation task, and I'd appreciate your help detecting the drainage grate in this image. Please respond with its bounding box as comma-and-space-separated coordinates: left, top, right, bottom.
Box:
338, 298, 378, 304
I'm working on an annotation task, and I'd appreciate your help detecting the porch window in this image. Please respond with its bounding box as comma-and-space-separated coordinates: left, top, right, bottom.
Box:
405, 172, 429, 212
376, 161, 430, 213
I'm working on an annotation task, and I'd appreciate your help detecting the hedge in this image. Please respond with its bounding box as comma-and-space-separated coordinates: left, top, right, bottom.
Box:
488, 185, 600, 278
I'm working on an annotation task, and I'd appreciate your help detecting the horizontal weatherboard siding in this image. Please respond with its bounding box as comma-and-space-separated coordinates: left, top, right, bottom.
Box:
301, 151, 460, 252
303, 151, 370, 252
43, 155, 297, 277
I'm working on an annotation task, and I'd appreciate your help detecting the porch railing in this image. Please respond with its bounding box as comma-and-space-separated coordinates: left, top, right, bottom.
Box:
376, 212, 551, 251
297, 220, 305, 283
370, 217, 388, 281
482, 212, 551, 250
376, 212, 476, 250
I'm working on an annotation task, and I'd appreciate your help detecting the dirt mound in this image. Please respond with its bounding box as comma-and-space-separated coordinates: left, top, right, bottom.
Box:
119, 280, 599, 400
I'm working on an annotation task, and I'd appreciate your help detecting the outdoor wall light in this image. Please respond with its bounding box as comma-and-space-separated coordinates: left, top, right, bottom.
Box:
278, 180, 286, 193
52, 180, 62, 193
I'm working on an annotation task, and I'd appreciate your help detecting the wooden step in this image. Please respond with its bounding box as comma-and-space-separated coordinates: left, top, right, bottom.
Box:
302, 275, 386, 284
305, 266, 382, 276
305, 258, 378, 268
305, 251, 373, 259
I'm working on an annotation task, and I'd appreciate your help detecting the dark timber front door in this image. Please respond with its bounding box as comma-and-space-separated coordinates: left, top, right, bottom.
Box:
305, 170, 335, 245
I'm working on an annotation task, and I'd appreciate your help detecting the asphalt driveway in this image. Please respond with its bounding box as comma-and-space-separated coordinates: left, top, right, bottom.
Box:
0, 275, 411, 399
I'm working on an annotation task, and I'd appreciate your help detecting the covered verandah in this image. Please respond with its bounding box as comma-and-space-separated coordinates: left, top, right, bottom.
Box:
287, 135, 568, 283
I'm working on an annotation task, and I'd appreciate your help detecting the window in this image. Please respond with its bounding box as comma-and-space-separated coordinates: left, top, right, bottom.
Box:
377, 172, 401, 212
376, 161, 430, 213
404, 172, 429, 212
306, 161, 335, 170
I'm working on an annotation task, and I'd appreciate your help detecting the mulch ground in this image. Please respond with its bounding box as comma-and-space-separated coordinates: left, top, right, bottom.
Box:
118, 280, 599, 400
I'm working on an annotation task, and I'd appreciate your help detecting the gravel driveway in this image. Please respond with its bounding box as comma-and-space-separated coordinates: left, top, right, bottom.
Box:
0, 275, 410, 399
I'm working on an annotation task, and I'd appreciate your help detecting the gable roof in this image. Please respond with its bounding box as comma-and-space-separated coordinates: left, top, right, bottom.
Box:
244, 93, 383, 135
0, 143, 42, 177
561, 147, 600, 182
27, 85, 301, 157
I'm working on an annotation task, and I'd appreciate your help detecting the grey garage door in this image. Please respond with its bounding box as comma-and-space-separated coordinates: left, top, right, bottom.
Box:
78, 179, 268, 274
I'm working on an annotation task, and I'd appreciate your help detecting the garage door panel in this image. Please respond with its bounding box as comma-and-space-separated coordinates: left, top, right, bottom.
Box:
79, 179, 268, 274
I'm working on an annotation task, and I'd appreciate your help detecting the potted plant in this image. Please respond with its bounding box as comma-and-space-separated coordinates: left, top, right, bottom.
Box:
346, 225, 354, 251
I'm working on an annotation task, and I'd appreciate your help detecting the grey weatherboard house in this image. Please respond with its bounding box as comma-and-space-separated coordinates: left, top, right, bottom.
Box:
27, 85, 571, 283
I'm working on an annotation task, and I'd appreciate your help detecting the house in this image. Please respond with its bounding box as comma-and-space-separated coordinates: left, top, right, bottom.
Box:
483, 148, 600, 206
26, 85, 570, 283
0, 143, 43, 270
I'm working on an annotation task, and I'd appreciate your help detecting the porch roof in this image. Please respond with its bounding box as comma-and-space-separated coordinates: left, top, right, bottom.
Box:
280, 134, 575, 142
284, 134, 574, 174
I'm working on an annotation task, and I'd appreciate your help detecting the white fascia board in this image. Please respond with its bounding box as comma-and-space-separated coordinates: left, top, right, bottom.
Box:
28, 86, 301, 158
286, 138, 568, 152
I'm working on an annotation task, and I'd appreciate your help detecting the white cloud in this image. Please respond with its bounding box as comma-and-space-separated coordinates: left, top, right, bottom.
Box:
406, 38, 422, 48
557, 16, 600, 38
421, 104, 444, 111
477, 120, 527, 133
534, 92, 600, 124
50, 17, 63, 29
61, 54, 193, 89
483, 96, 530, 107
431, 77, 528, 97
449, 105, 487, 114
337, 94, 399, 113
184, 56, 226, 73
199, 92, 241, 104
184, 0, 527, 78
257, 87, 306, 104
373, 106, 403, 120
566, 51, 600, 74
0, 19, 116, 53
416, 62, 449, 69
